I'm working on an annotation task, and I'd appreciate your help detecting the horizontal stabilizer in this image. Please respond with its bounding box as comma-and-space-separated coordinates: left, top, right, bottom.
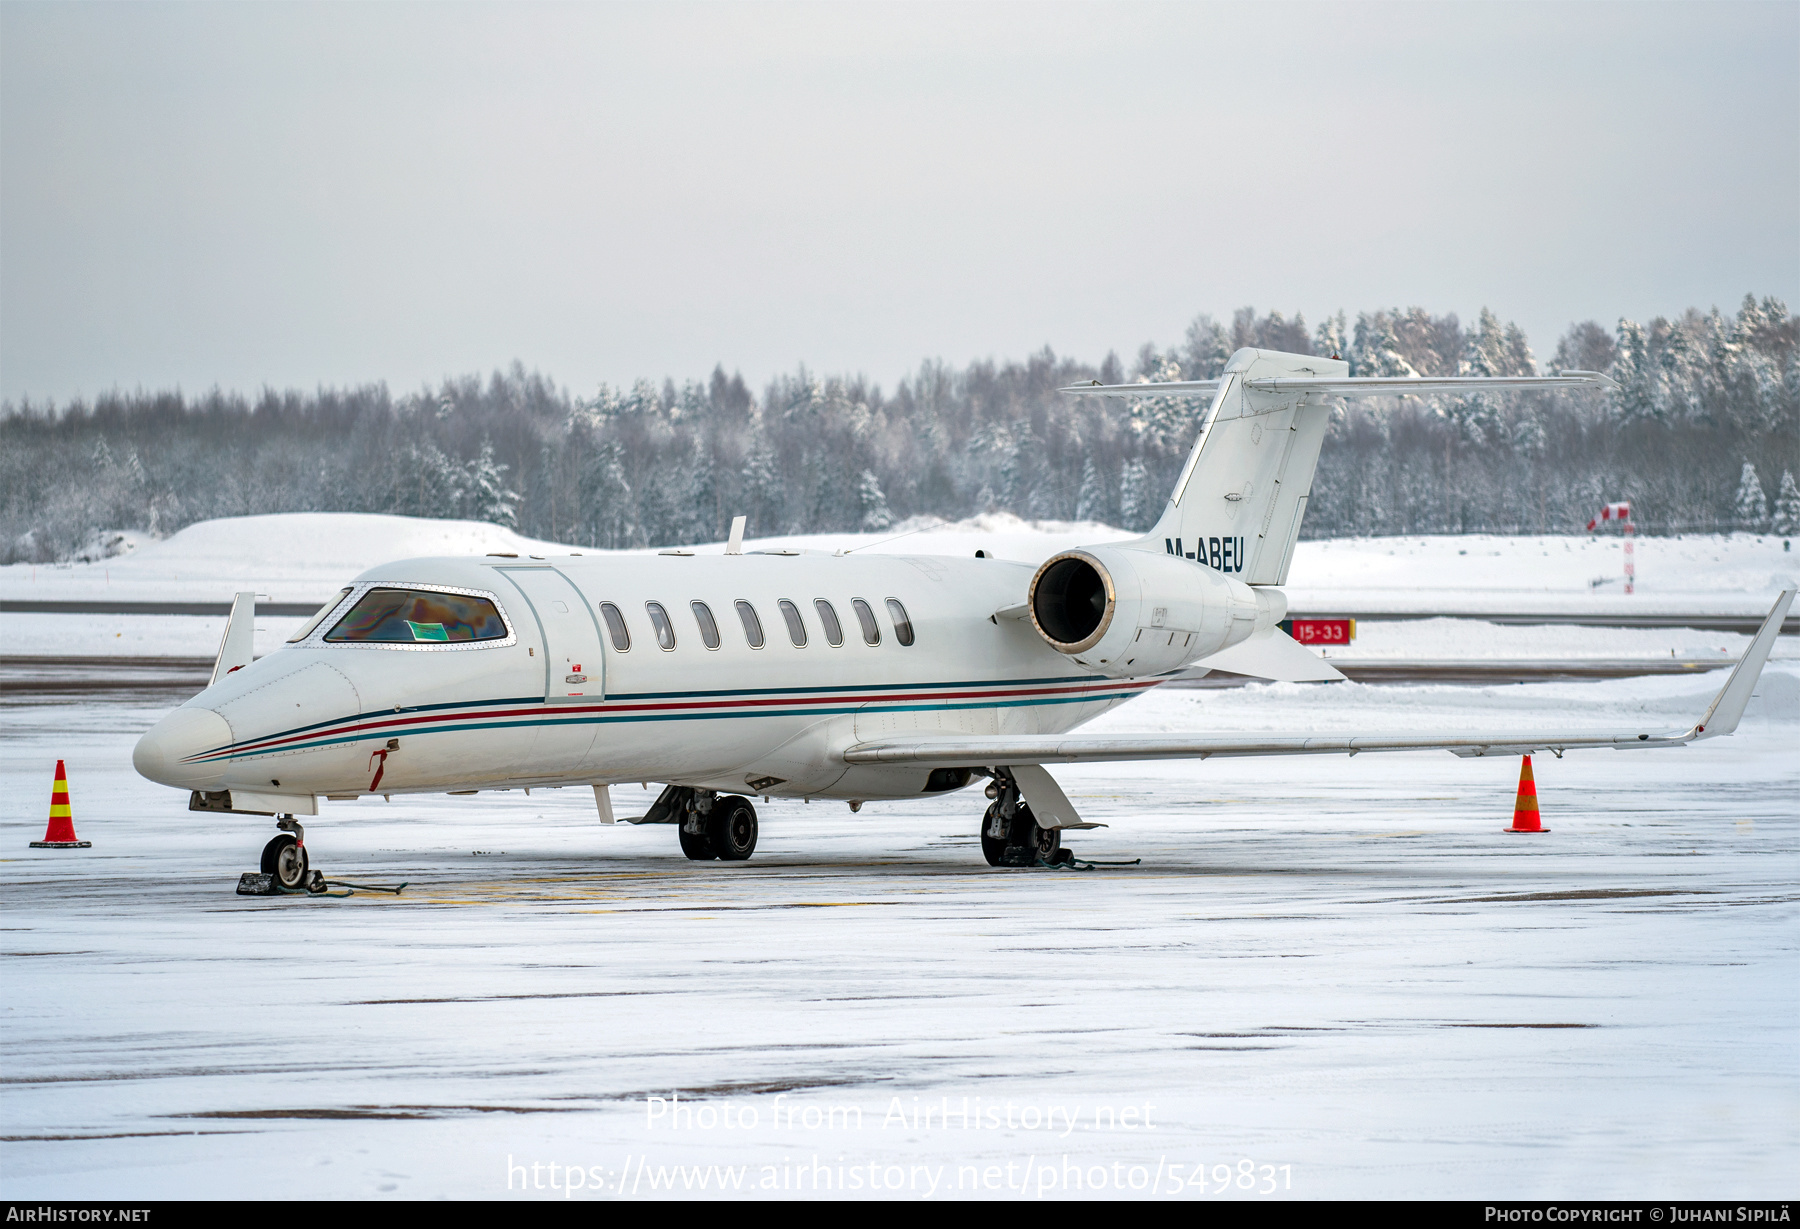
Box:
1196, 629, 1347, 683
1060, 371, 1618, 399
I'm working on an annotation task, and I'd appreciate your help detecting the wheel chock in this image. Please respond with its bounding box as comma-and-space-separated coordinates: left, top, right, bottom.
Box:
235, 871, 404, 897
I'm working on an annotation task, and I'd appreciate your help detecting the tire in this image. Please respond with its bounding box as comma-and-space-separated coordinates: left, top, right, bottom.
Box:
261, 833, 309, 890
708, 796, 758, 862
998, 803, 1045, 867
980, 803, 1008, 867
677, 825, 717, 860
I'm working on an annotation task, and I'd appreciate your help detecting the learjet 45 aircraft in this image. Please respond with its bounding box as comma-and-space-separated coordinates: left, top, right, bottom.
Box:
132, 348, 1794, 887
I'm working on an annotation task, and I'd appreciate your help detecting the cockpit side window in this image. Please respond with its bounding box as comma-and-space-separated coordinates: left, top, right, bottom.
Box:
325, 588, 507, 643
289, 588, 352, 643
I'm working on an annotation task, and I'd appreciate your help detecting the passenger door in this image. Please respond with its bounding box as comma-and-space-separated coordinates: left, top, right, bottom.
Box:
496, 567, 606, 702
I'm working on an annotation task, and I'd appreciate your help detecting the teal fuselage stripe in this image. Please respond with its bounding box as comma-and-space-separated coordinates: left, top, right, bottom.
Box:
196, 689, 1142, 762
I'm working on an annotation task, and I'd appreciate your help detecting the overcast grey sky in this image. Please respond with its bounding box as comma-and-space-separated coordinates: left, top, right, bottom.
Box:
2, 1, 1795, 404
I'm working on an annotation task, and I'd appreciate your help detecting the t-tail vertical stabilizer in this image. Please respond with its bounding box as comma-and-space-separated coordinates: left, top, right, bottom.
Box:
1141, 347, 1343, 587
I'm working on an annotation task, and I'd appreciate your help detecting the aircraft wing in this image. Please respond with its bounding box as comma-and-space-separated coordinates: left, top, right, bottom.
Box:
842, 590, 1793, 769
1058, 371, 1618, 399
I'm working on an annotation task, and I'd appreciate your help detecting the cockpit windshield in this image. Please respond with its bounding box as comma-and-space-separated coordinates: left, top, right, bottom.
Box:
288, 588, 352, 643
324, 588, 508, 643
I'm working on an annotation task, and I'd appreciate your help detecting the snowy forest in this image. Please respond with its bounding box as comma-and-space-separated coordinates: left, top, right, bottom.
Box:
2, 294, 1796, 565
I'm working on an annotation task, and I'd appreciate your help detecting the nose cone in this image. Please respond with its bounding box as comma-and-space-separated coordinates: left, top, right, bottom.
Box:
134, 706, 234, 789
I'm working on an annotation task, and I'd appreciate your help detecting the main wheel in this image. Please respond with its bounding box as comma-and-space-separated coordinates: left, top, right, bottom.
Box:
980, 803, 1008, 867
260, 833, 309, 889
677, 825, 717, 860
708, 796, 758, 862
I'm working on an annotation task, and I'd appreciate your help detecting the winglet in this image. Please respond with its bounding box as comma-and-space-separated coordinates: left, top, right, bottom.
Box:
1692, 588, 1795, 739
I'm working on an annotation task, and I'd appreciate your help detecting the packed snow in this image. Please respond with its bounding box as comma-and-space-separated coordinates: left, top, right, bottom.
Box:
2, 513, 1796, 1199
3, 513, 1795, 662
1, 666, 1794, 1200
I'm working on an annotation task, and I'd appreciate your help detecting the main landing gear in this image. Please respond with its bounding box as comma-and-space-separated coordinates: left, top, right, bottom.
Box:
260, 816, 323, 891
659, 788, 758, 862
980, 769, 1072, 868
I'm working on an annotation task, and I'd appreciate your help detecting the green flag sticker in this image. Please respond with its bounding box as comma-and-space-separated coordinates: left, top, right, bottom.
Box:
407, 621, 450, 642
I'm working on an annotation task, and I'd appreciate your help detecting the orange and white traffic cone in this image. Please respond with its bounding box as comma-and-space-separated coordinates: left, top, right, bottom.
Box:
1504, 755, 1549, 834
30, 760, 91, 848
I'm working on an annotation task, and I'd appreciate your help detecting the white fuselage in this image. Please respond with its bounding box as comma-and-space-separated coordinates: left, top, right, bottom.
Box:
133, 549, 1170, 808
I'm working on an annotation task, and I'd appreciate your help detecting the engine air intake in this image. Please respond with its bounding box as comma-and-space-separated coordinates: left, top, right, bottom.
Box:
1030, 552, 1115, 653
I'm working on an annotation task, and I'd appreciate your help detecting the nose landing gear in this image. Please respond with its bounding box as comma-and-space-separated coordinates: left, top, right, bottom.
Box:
259, 816, 322, 891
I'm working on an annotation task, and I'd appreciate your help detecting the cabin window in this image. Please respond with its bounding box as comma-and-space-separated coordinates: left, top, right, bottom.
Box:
852, 598, 881, 646
691, 601, 721, 650
325, 588, 508, 643
599, 602, 630, 651
885, 598, 915, 646
289, 588, 352, 642
779, 599, 807, 647
735, 600, 764, 648
646, 601, 676, 650
814, 599, 843, 647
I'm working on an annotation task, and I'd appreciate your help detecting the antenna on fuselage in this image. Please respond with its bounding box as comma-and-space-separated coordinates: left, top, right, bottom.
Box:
725, 515, 746, 555
842, 517, 948, 555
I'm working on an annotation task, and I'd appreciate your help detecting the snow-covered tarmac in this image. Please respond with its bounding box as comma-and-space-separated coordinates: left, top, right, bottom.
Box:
3, 668, 1795, 1200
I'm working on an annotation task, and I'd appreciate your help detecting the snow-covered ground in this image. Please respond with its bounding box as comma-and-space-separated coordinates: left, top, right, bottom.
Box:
3, 513, 1795, 661
2, 666, 1795, 1200
3, 511, 1794, 610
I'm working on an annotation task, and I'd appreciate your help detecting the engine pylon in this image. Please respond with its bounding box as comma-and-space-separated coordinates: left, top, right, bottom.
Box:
1504, 755, 1549, 834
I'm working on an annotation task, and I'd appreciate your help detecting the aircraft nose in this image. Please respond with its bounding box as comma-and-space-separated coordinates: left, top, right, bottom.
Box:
133, 707, 234, 790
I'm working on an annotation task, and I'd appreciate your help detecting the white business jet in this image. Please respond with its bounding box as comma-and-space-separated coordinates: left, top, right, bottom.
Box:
132, 348, 1794, 888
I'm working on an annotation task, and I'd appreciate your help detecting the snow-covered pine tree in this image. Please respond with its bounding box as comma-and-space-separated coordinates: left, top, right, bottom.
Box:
740, 438, 784, 538
1610, 319, 1658, 422
1181, 315, 1231, 378
1772, 470, 1800, 537
1129, 357, 1189, 453
856, 469, 893, 532
393, 441, 464, 519
1451, 307, 1513, 445
1074, 456, 1107, 523
463, 440, 520, 528
586, 439, 636, 548
1117, 458, 1150, 531
1349, 311, 1420, 378
1313, 311, 1349, 359
1733, 462, 1768, 531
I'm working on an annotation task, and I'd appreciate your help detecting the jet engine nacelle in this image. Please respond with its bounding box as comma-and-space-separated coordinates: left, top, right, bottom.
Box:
1027, 546, 1285, 678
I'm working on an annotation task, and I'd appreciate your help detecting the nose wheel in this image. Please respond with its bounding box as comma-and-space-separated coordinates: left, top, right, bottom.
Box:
260, 817, 318, 890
